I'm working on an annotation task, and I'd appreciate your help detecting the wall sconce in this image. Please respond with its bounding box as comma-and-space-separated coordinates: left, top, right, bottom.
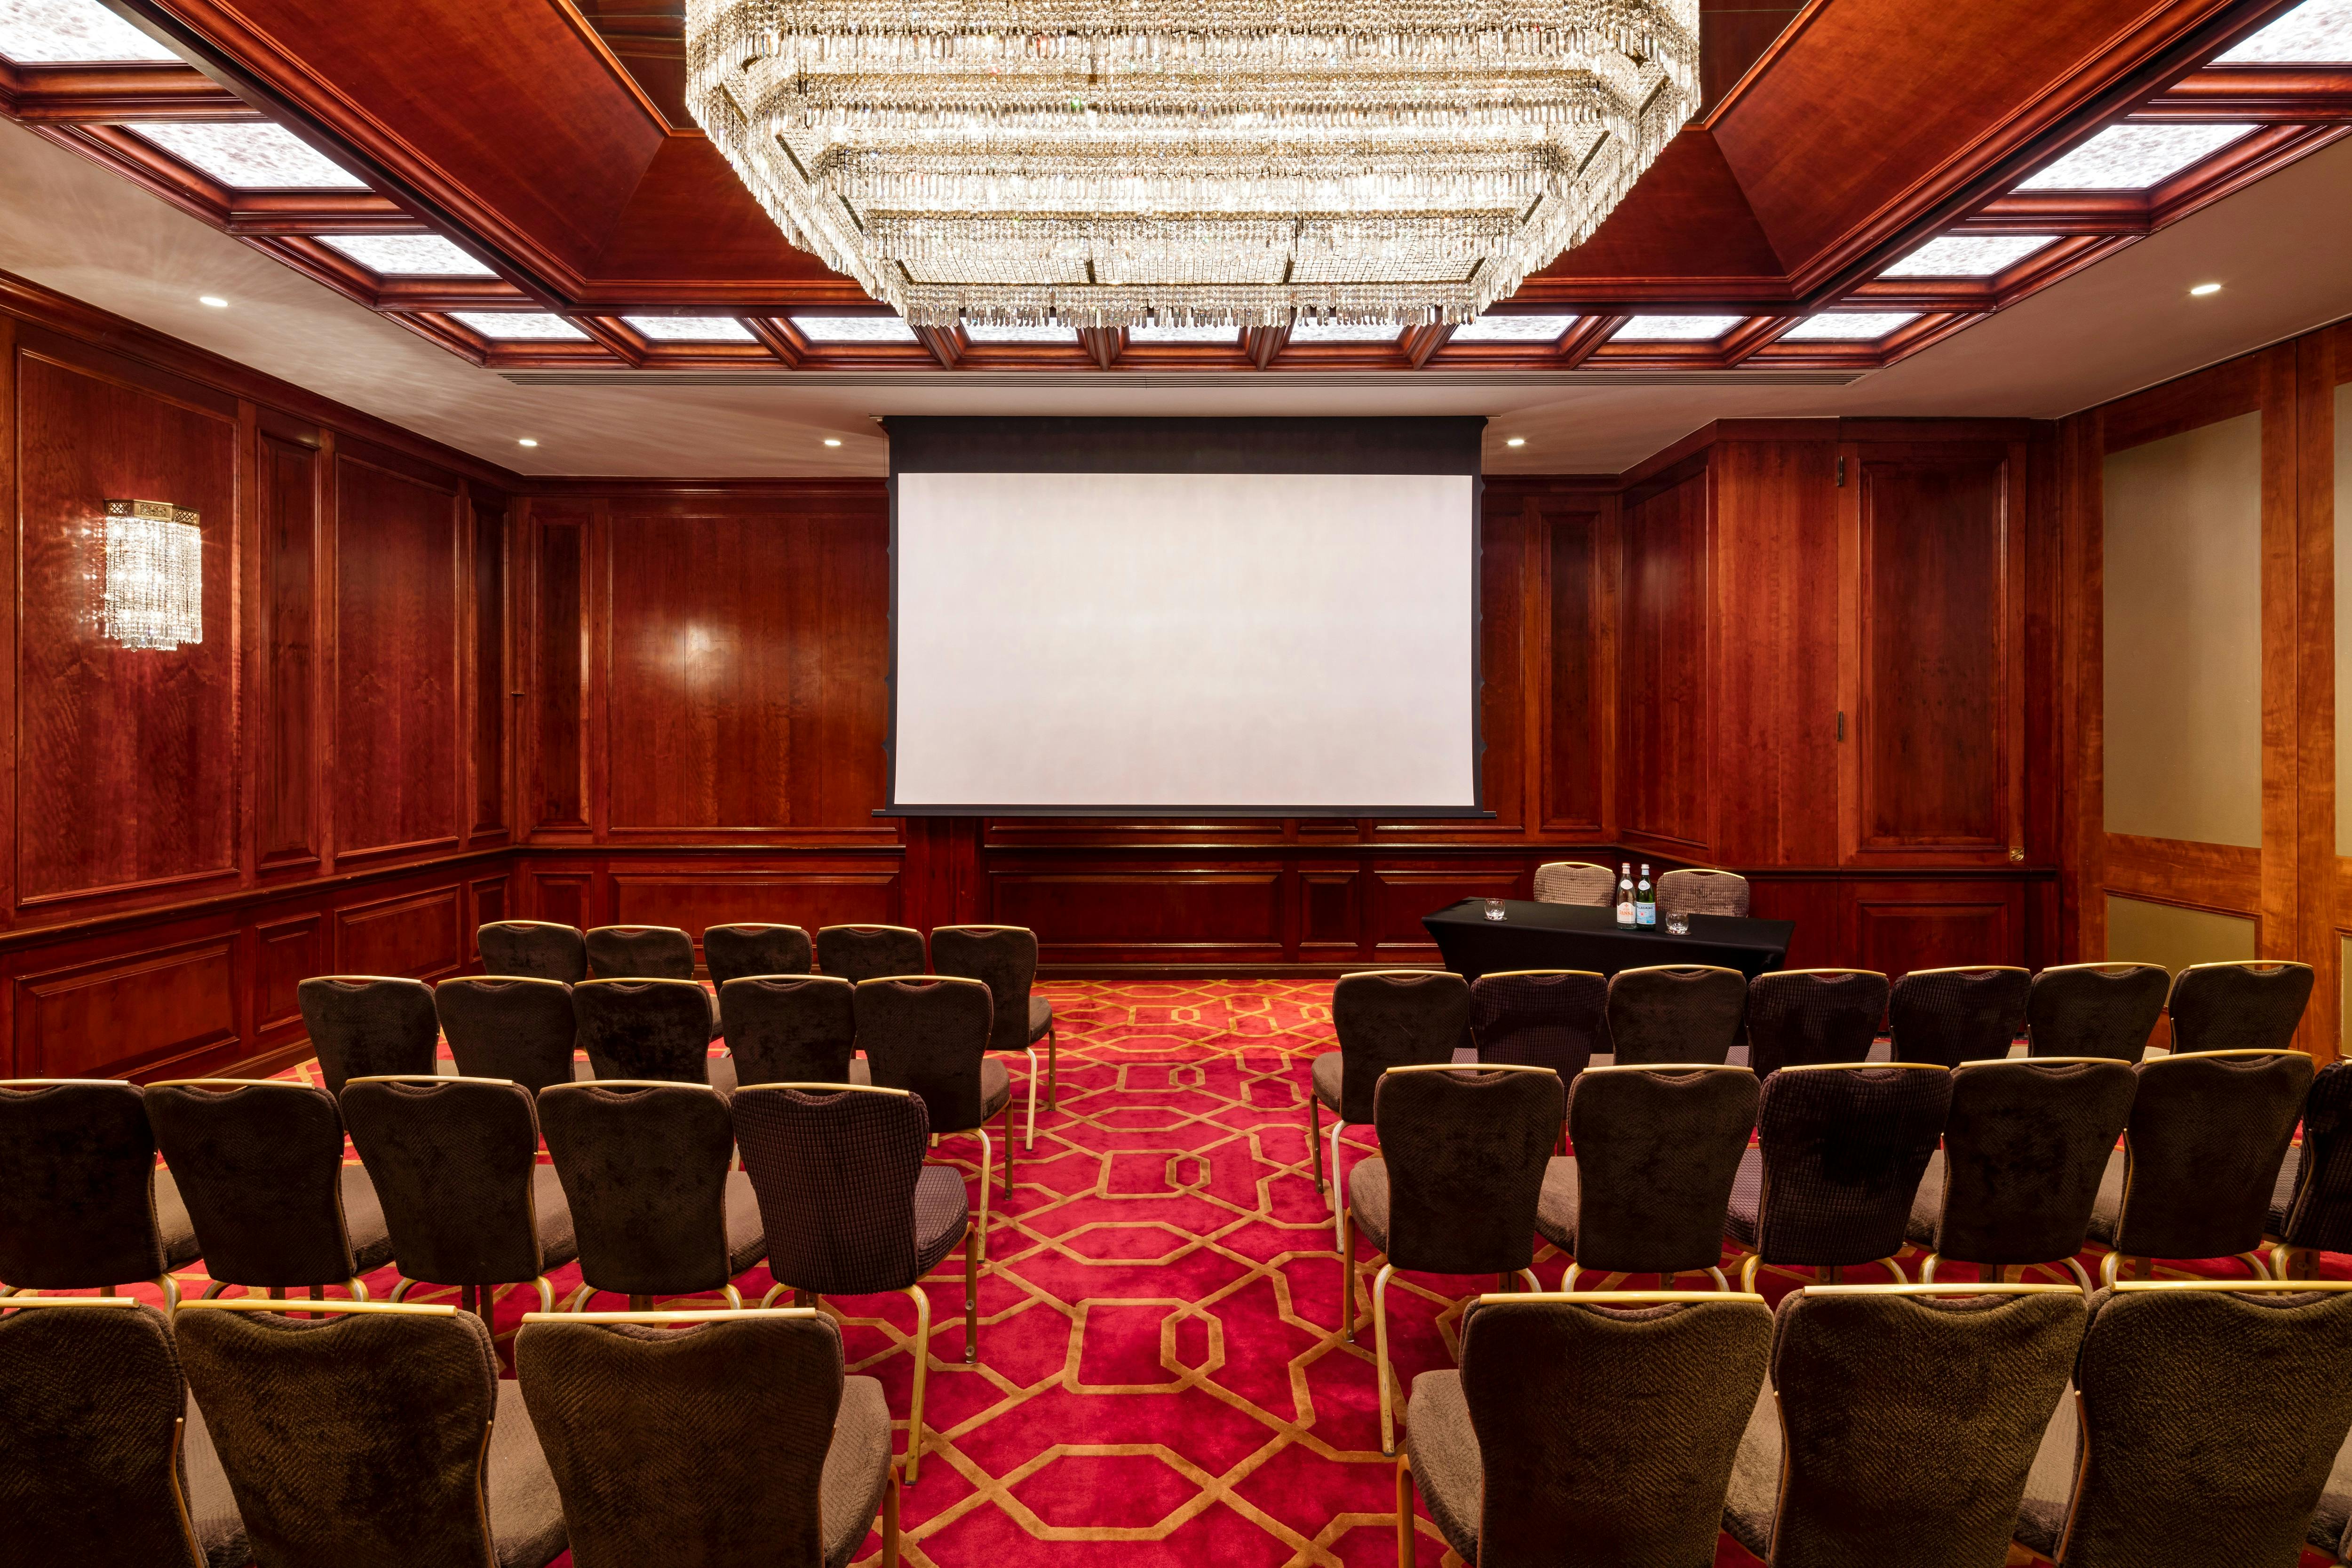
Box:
102, 500, 203, 651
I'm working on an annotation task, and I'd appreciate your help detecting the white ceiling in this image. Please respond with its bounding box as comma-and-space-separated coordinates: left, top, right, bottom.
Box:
1, 114, 2348, 480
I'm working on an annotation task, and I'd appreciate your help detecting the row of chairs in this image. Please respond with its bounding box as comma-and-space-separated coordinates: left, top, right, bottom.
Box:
1532, 860, 1752, 915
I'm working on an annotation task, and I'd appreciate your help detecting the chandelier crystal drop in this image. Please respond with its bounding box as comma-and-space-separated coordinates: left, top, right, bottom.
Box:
686, 0, 1700, 328
102, 500, 203, 651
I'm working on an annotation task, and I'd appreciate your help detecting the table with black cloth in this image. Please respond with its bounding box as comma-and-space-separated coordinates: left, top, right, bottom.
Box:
1421, 897, 1795, 986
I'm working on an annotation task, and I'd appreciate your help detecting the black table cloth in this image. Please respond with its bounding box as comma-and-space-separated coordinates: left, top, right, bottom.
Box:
1422, 897, 1795, 986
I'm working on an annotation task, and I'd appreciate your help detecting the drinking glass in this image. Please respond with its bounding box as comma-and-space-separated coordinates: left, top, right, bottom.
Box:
1482, 897, 1507, 922
1664, 910, 1691, 936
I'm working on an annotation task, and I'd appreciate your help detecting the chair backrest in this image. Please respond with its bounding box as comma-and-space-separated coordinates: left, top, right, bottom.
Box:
296, 976, 439, 1097
584, 924, 697, 981
143, 1080, 358, 1290
1469, 969, 1608, 1085
516, 1309, 845, 1567
853, 976, 994, 1132
436, 976, 577, 1097
0, 1299, 206, 1568
735, 1085, 930, 1296
0, 1079, 168, 1289
1751, 1064, 1952, 1268
2057, 1282, 2352, 1567
720, 975, 858, 1087
477, 920, 587, 984
816, 924, 927, 983
1565, 1065, 1759, 1277
930, 925, 1040, 1056
2112, 1049, 2312, 1262
1931, 1058, 2137, 1266
572, 979, 714, 1083
2282, 1058, 2352, 1251
1762, 1285, 2085, 1567
1655, 868, 1750, 917
176, 1301, 504, 1568
1605, 965, 1747, 1067
1531, 861, 1615, 907
702, 923, 813, 986
2165, 960, 2313, 1054
1370, 1066, 1561, 1274
1745, 969, 1890, 1077
1329, 970, 1468, 1124
1887, 965, 2029, 1067
539, 1082, 739, 1299
1458, 1292, 1772, 1568
342, 1077, 549, 1288
2025, 963, 2168, 1062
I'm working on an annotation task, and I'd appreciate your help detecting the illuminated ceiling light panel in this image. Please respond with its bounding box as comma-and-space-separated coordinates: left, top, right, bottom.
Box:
318, 234, 494, 277
1881, 234, 2060, 278
1126, 324, 1240, 343
1780, 311, 1921, 341
450, 312, 589, 341
1452, 313, 1580, 342
963, 321, 1076, 343
126, 121, 367, 190
2016, 123, 2257, 191
1287, 320, 1403, 343
1612, 314, 1744, 341
2218, 0, 2352, 62
790, 315, 919, 343
624, 315, 757, 342
0, 0, 179, 62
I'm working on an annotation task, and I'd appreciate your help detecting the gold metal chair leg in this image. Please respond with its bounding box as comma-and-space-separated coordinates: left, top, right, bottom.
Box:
345, 1277, 370, 1303
1022, 1046, 1040, 1151
1003, 1098, 1015, 1197
1396, 1455, 1417, 1568
963, 1229, 980, 1365
1739, 1254, 1761, 1293
1516, 1269, 1541, 1294
389, 1278, 418, 1303
1308, 1098, 1325, 1196
1339, 1205, 1356, 1343
1878, 1256, 1907, 1284
1374, 1264, 1399, 1457
565, 1284, 595, 1312
721, 1284, 744, 1309
2061, 1257, 2095, 1293
1919, 1254, 1940, 1283
1045, 1019, 1057, 1111
761, 1281, 790, 1309
902, 1283, 931, 1486
2275, 1244, 2315, 1281
534, 1276, 556, 1313
154, 1274, 182, 1314
1329, 1120, 1349, 1242
1560, 1261, 1581, 1292
2237, 1251, 2273, 1280
881, 1462, 901, 1568
1706, 1266, 1730, 1291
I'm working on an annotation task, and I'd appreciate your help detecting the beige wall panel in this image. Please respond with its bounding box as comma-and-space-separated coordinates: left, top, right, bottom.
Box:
2102, 412, 2263, 847
2106, 893, 2257, 974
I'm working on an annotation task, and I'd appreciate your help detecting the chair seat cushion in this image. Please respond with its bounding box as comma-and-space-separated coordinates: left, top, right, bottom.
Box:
342, 1161, 395, 1274
823, 1376, 896, 1568
489, 1379, 568, 1568
1028, 994, 1053, 1043
157, 1166, 202, 1272
1348, 1156, 1391, 1256
1311, 1052, 1344, 1116
980, 1057, 1011, 1121
2272, 1144, 2301, 1236
1906, 1149, 1945, 1250
723, 1170, 767, 1277
913, 1165, 971, 1276
532, 1163, 579, 1274
2015, 1386, 2079, 1559
183, 1394, 249, 1568
2085, 1148, 2124, 1249
1402, 1369, 1480, 1564
707, 1053, 739, 1095
1725, 1147, 1762, 1250
1722, 1380, 1779, 1560
850, 1057, 872, 1086
1533, 1156, 1580, 1255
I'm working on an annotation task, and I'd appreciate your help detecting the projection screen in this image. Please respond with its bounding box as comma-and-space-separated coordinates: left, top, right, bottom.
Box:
884, 417, 1485, 817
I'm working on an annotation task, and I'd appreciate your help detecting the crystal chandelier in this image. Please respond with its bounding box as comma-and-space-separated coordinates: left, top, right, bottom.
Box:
685, 0, 1700, 328
102, 500, 203, 651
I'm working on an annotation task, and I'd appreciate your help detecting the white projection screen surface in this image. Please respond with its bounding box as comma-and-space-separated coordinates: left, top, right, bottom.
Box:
885, 418, 1486, 816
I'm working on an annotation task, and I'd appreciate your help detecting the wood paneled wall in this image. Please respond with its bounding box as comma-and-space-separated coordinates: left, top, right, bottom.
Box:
0, 279, 515, 1080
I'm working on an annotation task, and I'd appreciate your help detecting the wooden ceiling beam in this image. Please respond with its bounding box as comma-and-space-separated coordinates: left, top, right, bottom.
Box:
1557, 314, 1633, 370
739, 316, 804, 368
0, 60, 249, 120
1400, 322, 1455, 368
1242, 325, 1290, 370
1078, 326, 1124, 370
914, 325, 964, 368
2145, 65, 2352, 121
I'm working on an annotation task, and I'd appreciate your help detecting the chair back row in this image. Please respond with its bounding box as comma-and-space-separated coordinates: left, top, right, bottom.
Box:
478, 918, 1026, 986
1531, 860, 1752, 915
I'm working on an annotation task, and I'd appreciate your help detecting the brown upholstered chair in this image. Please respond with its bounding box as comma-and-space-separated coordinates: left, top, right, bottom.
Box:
1605, 964, 1747, 1067
342, 1076, 577, 1316
436, 976, 583, 1096
1725, 1062, 1952, 1291
1398, 1289, 1771, 1568
930, 925, 1056, 1149
1309, 971, 1468, 1247
538, 1080, 765, 1311
0, 1079, 200, 1306
585, 923, 697, 979
817, 924, 928, 983
1745, 968, 1890, 1077
722, 975, 862, 1087
2273, 1058, 2352, 1279
855, 976, 1009, 1261
477, 920, 588, 984
2015, 1281, 2352, 1568
2165, 959, 2313, 1054
0, 1297, 247, 1568
2090, 1047, 2311, 1285
704, 923, 814, 985
1340, 1063, 1563, 1454
1530, 860, 1616, 907
1655, 868, 1751, 918
2026, 963, 2169, 1062
515, 1308, 897, 1568
143, 1079, 393, 1301
296, 975, 441, 1096
1888, 965, 2030, 1067
1539, 1063, 1758, 1290
176, 1297, 566, 1568
572, 978, 735, 1089
1907, 1058, 2136, 1290
735, 1083, 973, 1483
1724, 1283, 2085, 1567
1469, 969, 1608, 1088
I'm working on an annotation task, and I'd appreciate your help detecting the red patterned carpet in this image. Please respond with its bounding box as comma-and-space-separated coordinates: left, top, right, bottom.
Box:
111, 979, 2337, 1567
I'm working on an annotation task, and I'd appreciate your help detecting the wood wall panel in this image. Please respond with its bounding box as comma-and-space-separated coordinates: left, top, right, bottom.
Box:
528, 870, 591, 932
532, 518, 587, 829
1542, 506, 1607, 833
334, 885, 464, 979
1619, 472, 1709, 852
1370, 863, 1529, 958
471, 502, 507, 837
252, 912, 321, 1031
16, 935, 238, 1078
990, 868, 1285, 962
257, 432, 320, 870
1850, 881, 2026, 979
469, 874, 509, 951
606, 869, 900, 937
